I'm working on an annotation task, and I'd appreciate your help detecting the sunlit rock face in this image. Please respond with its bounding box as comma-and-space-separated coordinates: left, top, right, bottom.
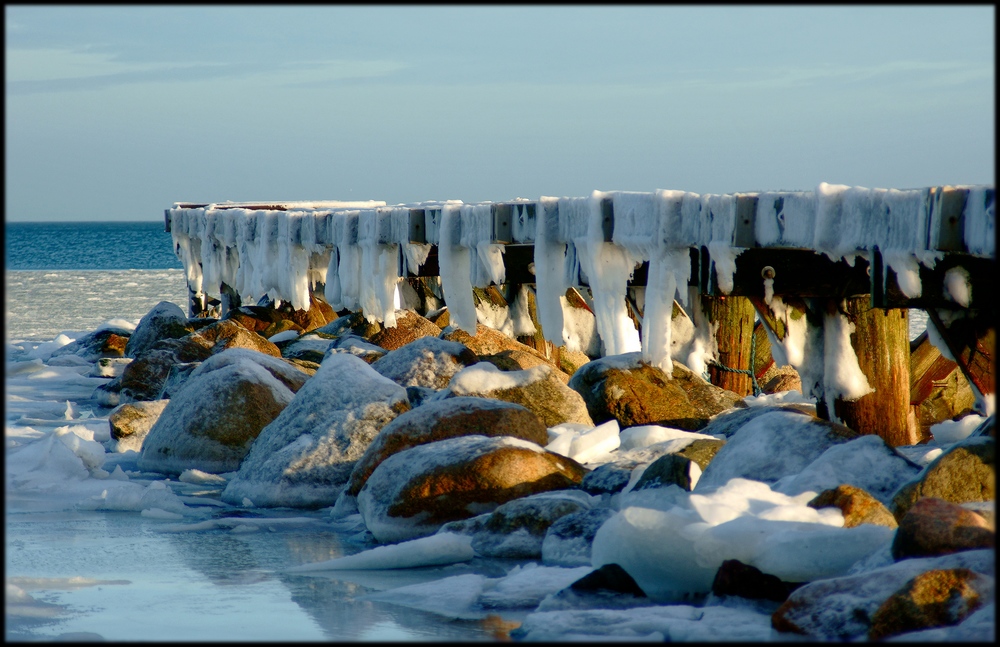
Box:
357, 434, 587, 543
221, 353, 409, 509
345, 396, 549, 497
569, 353, 744, 431
137, 359, 295, 475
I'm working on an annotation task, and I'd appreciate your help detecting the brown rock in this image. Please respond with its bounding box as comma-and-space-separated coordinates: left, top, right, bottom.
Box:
125, 301, 193, 358
261, 319, 304, 339
51, 329, 131, 362
763, 369, 802, 395
346, 396, 549, 496
712, 559, 804, 603
222, 305, 285, 334
558, 350, 593, 377
368, 310, 442, 351
447, 364, 594, 428
891, 497, 995, 560
426, 307, 450, 329
357, 434, 587, 542
442, 322, 550, 360
119, 348, 181, 402
178, 319, 281, 360
568, 355, 745, 431
808, 485, 898, 529
108, 400, 170, 453
273, 295, 336, 332
868, 568, 991, 641
891, 436, 994, 521
136, 361, 296, 475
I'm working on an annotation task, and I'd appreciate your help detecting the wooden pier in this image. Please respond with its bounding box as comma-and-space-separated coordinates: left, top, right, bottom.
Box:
164, 186, 995, 446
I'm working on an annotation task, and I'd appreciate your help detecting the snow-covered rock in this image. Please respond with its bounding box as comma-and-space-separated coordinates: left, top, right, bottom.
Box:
137, 359, 295, 475
124, 301, 191, 358
107, 399, 169, 453
369, 336, 478, 389
695, 409, 858, 492
221, 353, 408, 508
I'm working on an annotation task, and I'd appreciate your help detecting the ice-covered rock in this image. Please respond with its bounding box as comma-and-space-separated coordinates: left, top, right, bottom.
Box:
124, 301, 191, 358
592, 477, 893, 602
568, 353, 744, 431
119, 346, 184, 402
186, 348, 312, 394
440, 490, 594, 559
890, 435, 994, 521
771, 548, 994, 640
772, 434, 921, 505
541, 507, 617, 567
441, 362, 593, 428
369, 336, 478, 389
279, 333, 337, 364
344, 396, 549, 497
221, 353, 409, 508
137, 359, 295, 475
107, 399, 169, 453
357, 434, 587, 543
50, 328, 130, 362
695, 410, 858, 492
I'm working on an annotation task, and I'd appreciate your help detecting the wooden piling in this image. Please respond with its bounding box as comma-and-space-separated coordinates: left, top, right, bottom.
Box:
833, 298, 916, 446
220, 282, 241, 315
703, 295, 757, 396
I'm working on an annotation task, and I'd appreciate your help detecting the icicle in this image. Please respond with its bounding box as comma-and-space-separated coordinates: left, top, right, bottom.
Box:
438, 203, 477, 334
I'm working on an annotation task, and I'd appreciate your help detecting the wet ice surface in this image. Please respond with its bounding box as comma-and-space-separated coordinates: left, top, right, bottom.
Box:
6, 507, 515, 641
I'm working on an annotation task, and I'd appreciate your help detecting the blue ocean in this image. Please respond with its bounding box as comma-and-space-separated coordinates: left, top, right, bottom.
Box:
5, 222, 188, 343
5, 221, 181, 270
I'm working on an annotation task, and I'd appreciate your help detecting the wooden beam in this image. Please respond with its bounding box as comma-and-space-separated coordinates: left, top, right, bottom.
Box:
723, 248, 870, 299
926, 308, 995, 398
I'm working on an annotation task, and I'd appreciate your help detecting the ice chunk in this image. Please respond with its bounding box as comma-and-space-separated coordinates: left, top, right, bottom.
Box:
285, 533, 474, 572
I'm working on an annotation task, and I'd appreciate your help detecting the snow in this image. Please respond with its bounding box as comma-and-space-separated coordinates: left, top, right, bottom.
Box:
446, 361, 551, 395
545, 419, 621, 465
929, 413, 986, 445
943, 265, 972, 307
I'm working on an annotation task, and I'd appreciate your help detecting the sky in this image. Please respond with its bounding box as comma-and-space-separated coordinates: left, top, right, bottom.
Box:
4, 5, 995, 222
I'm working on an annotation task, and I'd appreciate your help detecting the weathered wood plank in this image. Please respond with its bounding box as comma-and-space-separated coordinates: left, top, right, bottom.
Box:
703, 295, 756, 396
833, 298, 915, 446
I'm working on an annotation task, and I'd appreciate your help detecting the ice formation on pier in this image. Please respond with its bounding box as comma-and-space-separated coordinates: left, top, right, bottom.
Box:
168, 184, 993, 397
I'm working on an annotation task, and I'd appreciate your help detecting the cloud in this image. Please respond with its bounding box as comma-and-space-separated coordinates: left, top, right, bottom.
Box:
5, 46, 410, 95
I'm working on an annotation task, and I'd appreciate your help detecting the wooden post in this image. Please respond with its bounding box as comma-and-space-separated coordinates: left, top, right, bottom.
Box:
925, 309, 995, 402
833, 298, 916, 446
702, 295, 756, 396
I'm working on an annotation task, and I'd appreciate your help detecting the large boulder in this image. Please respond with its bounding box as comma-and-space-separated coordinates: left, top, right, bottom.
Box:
124, 301, 192, 358
119, 347, 184, 402
891, 497, 995, 560
891, 436, 994, 521
867, 568, 993, 641
136, 358, 296, 475
771, 549, 994, 640
221, 353, 409, 509
694, 410, 859, 492
278, 333, 338, 364
442, 362, 593, 428
357, 434, 587, 543
369, 336, 479, 390
345, 396, 549, 497
184, 348, 312, 394
223, 295, 336, 335
368, 310, 443, 351
108, 399, 169, 453
568, 353, 745, 431
174, 319, 281, 361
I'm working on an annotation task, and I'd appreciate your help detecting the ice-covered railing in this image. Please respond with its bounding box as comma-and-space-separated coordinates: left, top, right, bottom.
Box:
166, 183, 994, 374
